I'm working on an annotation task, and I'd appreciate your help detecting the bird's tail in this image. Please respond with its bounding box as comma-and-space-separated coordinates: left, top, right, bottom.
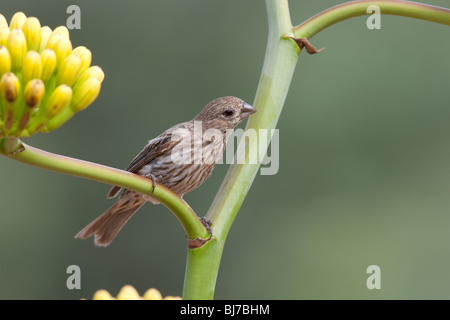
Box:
75, 192, 146, 247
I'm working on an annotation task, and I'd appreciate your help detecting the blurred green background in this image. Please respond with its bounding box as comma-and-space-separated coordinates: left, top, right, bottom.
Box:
0, 0, 449, 299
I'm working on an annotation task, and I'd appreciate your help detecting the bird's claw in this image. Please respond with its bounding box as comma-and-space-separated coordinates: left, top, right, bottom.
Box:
200, 217, 213, 237
145, 173, 157, 193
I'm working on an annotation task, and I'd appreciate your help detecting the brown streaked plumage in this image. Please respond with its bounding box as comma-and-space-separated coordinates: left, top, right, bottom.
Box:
75, 96, 256, 246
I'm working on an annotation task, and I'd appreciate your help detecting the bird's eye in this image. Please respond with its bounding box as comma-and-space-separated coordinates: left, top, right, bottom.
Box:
223, 109, 234, 117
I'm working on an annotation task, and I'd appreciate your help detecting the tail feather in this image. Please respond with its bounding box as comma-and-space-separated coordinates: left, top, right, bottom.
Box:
107, 185, 122, 199
75, 194, 145, 247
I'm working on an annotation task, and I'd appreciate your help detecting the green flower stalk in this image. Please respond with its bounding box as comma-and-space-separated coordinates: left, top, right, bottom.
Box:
0, 12, 104, 139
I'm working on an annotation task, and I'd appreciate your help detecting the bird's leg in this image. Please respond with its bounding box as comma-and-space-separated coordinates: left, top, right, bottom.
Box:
187, 217, 213, 249
145, 173, 158, 193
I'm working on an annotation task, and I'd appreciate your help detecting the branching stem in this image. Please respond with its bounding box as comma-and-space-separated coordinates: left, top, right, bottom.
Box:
0, 0, 448, 300
0, 138, 209, 241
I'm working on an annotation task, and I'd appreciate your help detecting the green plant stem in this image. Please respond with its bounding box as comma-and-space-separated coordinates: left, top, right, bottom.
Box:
295, 0, 450, 38
182, 238, 221, 299
0, 139, 208, 240
182, 0, 299, 299
182, 0, 450, 300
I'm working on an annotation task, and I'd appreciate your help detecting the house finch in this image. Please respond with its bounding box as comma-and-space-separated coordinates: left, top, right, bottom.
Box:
75, 96, 256, 246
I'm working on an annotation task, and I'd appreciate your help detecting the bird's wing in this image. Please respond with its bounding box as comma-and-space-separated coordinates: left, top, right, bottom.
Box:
125, 135, 173, 173
107, 123, 188, 198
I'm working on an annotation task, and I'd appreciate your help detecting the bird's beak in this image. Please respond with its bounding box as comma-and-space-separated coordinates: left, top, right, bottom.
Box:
241, 102, 256, 119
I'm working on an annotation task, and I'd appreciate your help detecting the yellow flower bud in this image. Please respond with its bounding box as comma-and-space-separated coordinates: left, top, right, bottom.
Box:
0, 45, 11, 75
38, 26, 52, 52
53, 38, 72, 67
45, 84, 72, 118
40, 49, 57, 82
45, 33, 62, 52
92, 290, 115, 300
56, 54, 82, 87
7, 28, 27, 71
0, 72, 20, 102
163, 296, 182, 300
9, 12, 27, 30
72, 78, 101, 112
116, 285, 141, 300
18, 79, 45, 132
72, 66, 104, 101
22, 50, 42, 84
75, 66, 105, 88
143, 288, 163, 300
46, 27, 70, 53
72, 46, 91, 74
0, 14, 7, 28
22, 17, 41, 52
0, 26, 10, 46
24, 79, 45, 107
0, 13, 103, 138
52, 26, 70, 39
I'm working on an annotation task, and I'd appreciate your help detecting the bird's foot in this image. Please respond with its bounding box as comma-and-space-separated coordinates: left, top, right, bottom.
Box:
145, 173, 157, 193
200, 217, 213, 237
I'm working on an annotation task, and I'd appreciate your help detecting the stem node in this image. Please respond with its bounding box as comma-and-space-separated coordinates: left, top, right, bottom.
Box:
187, 236, 213, 249
285, 36, 325, 54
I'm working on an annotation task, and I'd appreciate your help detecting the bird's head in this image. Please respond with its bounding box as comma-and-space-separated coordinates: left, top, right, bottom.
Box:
194, 96, 256, 130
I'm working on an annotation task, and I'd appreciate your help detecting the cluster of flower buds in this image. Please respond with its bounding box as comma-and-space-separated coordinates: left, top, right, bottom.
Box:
0, 12, 104, 138
92, 285, 182, 300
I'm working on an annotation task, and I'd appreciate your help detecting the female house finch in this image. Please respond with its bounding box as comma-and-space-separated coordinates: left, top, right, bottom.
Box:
75, 96, 256, 246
